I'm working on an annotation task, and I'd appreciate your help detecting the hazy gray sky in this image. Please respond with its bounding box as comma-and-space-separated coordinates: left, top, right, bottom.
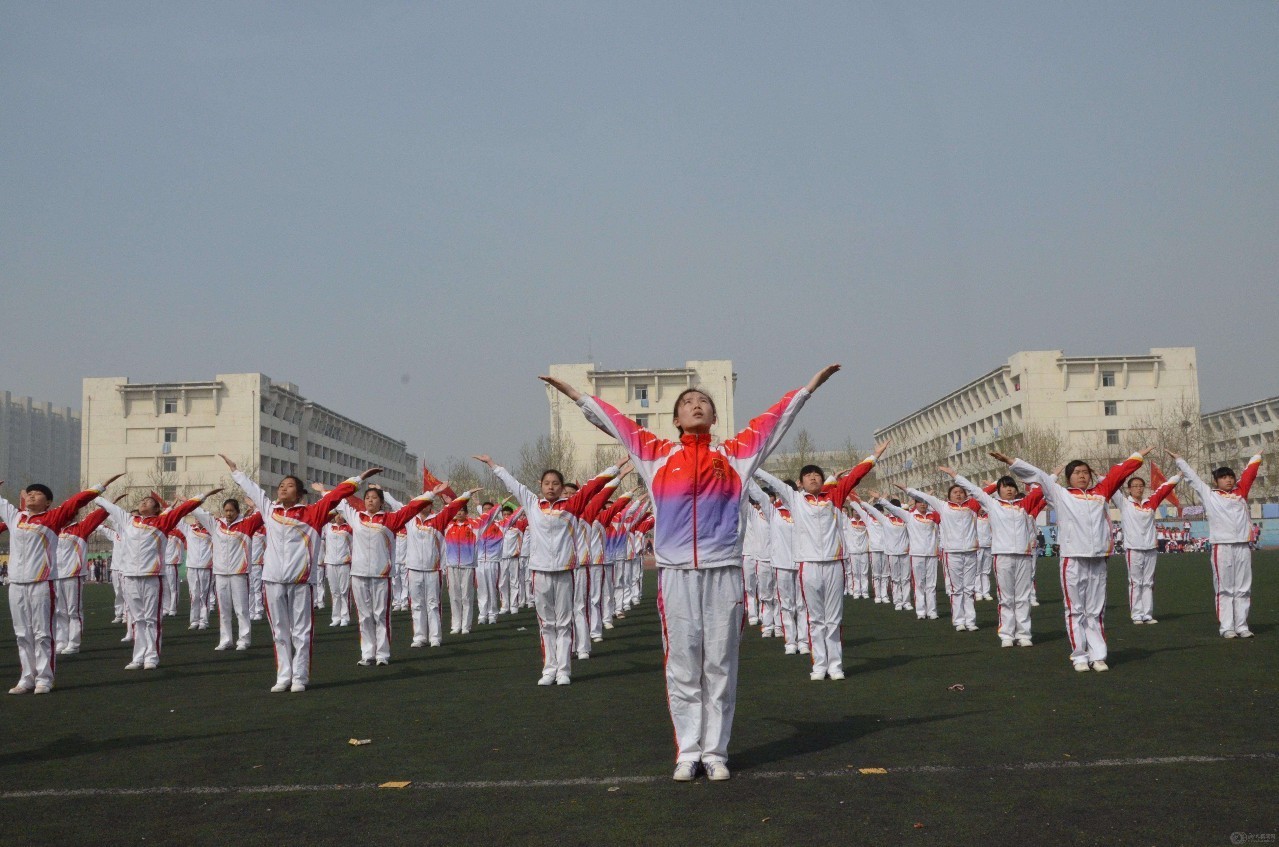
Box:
3, 2, 1276, 466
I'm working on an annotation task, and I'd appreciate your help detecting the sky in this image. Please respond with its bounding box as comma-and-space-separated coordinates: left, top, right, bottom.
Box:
2, 1, 1276, 466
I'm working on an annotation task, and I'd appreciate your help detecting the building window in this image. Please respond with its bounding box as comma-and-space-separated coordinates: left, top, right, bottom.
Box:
163, 427, 178, 443
1103, 401, 1117, 417
162, 398, 178, 414
1106, 429, 1120, 446
160, 456, 177, 472
1012, 376, 1021, 392
634, 414, 649, 428
1101, 370, 1116, 387
635, 385, 649, 408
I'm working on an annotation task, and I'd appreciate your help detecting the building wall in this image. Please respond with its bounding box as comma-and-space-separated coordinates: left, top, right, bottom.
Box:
0, 391, 81, 500
547, 360, 735, 470
82, 373, 417, 504
873, 348, 1201, 490
1201, 394, 1279, 505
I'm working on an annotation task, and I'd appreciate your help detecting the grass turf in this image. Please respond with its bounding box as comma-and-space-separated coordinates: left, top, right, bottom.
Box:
1, 552, 1275, 846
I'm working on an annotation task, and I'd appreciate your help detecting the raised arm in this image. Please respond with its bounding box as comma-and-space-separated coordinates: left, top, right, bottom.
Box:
1236, 454, 1263, 498
829, 445, 887, 507
952, 474, 998, 513
43, 474, 124, 531
425, 490, 477, 532
384, 485, 446, 533
878, 498, 912, 522
561, 465, 620, 517
1092, 449, 1150, 501
746, 480, 776, 521
753, 468, 798, 510
1146, 474, 1182, 510
904, 485, 946, 514
155, 489, 225, 533
1169, 451, 1212, 501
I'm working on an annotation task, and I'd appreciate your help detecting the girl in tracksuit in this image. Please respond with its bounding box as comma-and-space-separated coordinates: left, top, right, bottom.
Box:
903, 483, 984, 629
542, 365, 838, 781
1111, 473, 1181, 624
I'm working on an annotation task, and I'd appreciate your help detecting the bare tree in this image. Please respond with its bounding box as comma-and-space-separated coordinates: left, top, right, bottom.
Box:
986, 422, 1065, 478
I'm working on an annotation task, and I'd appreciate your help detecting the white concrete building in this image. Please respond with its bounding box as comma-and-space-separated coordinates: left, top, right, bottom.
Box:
1201, 394, 1278, 505
81, 374, 418, 503
547, 360, 736, 470
872, 348, 1201, 490
0, 391, 81, 502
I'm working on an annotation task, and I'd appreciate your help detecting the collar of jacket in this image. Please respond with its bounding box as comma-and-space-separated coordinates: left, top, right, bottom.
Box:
679, 432, 713, 447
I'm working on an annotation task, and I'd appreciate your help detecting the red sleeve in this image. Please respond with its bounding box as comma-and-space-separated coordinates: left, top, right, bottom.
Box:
721, 389, 801, 460
1022, 487, 1047, 517
578, 484, 616, 523
306, 480, 360, 530
1146, 481, 1178, 511
0, 522, 7, 534
384, 496, 437, 533
1092, 454, 1145, 501
963, 498, 983, 514
240, 513, 265, 535
427, 495, 473, 531
830, 458, 876, 507
42, 486, 104, 534
928, 512, 940, 525
70, 508, 110, 539
599, 495, 632, 525
586, 395, 675, 463
562, 470, 616, 517
154, 498, 203, 534
982, 482, 998, 495
635, 515, 654, 533
345, 494, 364, 511
1236, 456, 1262, 499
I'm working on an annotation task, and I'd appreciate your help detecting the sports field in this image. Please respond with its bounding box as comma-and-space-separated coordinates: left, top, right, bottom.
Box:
1, 552, 1275, 847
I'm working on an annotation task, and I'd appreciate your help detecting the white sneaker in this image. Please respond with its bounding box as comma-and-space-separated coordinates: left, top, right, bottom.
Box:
411, 640, 425, 648
965, 624, 978, 632
956, 625, 965, 632
705, 761, 731, 781
460, 628, 471, 635
450, 628, 461, 635
673, 762, 697, 782
236, 643, 249, 651
33, 684, 52, 695
603, 622, 614, 630
111, 616, 122, 624
927, 613, 938, 620
537, 673, 555, 686
1132, 619, 1144, 625
357, 659, 372, 666
1073, 662, 1090, 672
488, 616, 497, 625
555, 674, 571, 685
784, 644, 797, 655
828, 670, 845, 680
290, 682, 306, 693
1016, 637, 1033, 648
1091, 661, 1109, 672
188, 623, 198, 630
904, 603, 914, 611
1237, 629, 1254, 638
215, 643, 232, 651
270, 681, 290, 692
124, 662, 142, 670
120, 634, 132, 642
1030, 600, 1040, 607
810, 671, 825, 681
1145, 619, 1158, 625
429, 640, 441, 647
1224, 631, 1238, 639
798, 646, 810, 655
591, 636, 603, 643
59, 648, 78, 655
143, 662, 158, 670
375, 659, 389, 666
8, 685, 32, 695
748, 618, 760, 626
1001, 639, 1014, 648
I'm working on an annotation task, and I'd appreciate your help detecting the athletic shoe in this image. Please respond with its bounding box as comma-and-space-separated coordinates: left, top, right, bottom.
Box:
1132, 619, 1144, 625
1237, 629, 1254, 638
125, 662, 143, 670
828, 670, 845, 680
429, 640, 441, 647
143, 662, 157, 670
1016, 637, 1033, 647
290, 682, 306, 693
59, 648, 78, 655
1224, 631, 1238, 639
1145, 619, 1158, 625
357, 659, 373, 666
615, 612, 626, 619
215, 642, 232, 651
705, 761, 731, 781
984, 594, 994, 601
488, 616, 497, 625
537, 673, 555, 686
555, 674, 571, 685
236, 643, 249, 651
784, 644, 797, 655
8, 685, 33, 695
748, 618, 760, 626
270, 682, 289, 693
603, 622, 615, 630
111, 616, 122, 624
591, 636, 603, 643
198, 623, 208, 630
375, 659, 389, 666
1073, 662, 1090, 672
1091, 661, 1109, 672
894, 605, 904, 611
965, 624, 979, 632
450, 628, 461, 635
1001, 639, 1014, 648
761, 628, 773, 638
576, 651, 590, 660
903, 603, 914, 611
927, 613, 938, 620
188, 623, 198, 630
917, 615, 926, 621
1030, 600, 1040, 607
673, 762, 697, 782
329, 621, 339, 627
955, 625, 965, 632
33, 684, 52, 695
120, 634, 132, 642
411, 640, 425, 648
460, 628, 471, 635
798, 646, 811, 655
810, 671, 825, 681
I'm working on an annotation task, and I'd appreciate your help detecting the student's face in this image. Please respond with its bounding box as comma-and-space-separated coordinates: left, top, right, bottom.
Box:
277, 478, 301, 505
540, 473, 564, 501
799, 472, 824, 494
22, 490, 50, 512
364, 490, 384, 512
138, 497, 162, 518
998, 482, 1019, 500
914, 501, 928, 514
1127, 479, 1146, 500
1216, 474, 1236, 490
223, 502, 241, 521
948, 486, 966, 505
1069, 465, 1093, 489
675, 392, 716, 434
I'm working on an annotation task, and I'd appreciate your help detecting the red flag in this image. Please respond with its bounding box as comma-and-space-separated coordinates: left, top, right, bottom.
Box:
1150, 461, 1181, 517
422, 464, 456, 500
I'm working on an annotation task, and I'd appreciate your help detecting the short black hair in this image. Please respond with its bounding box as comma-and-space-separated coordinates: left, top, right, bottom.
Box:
540, 469, 565, 485
23, 483, 53, 501
889, 498, 901, 507
1127, 476, 1146, 488
1212, 467, 1236, 482
222, 498, 241, 511
1063, 460, 1092, 484
799, 465, 824, 480
501, 505, 514, 514
783, 478, 798, 491
996, 475, 1020, 496
281, 475, 308, 500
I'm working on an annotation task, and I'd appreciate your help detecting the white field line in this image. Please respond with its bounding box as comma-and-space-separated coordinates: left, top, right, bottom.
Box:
1, 752, 1273, 799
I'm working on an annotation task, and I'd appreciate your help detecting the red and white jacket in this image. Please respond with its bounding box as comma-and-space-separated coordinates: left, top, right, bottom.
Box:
1011, 454, 1145, 558
955, 475, 1046, 556
338, 491, 438, 579
96, 496, 205, 578
1111, 476, 1181, 551
1176, 455, 1261, 544
164, 528, 187, 567
906, 487, 981, 552
404, 494, 473, 572
321, 521, 354, 566
756, 459, 875, 564
883, 500, 939, 558
190, 508, 263, 576
0, 482, 106, 584
491, 465, 617, 573
179, 518, 214, 569
233, 470, 359, 585
55, 507, 110, 580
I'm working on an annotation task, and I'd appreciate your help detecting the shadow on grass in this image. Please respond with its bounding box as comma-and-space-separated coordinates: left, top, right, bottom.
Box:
0, 729, 265, 768
1105, 643, 1209, 665
307, 664, 452, 691
733, 710, 986, 769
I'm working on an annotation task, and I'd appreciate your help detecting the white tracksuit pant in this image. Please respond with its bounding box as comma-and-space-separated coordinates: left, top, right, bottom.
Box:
1210, 543, 1252, 635
943, 551, 978, 627
977, 547, 993, 597
477, 560, 499, 622
602, 563, 618, 624
870, 551, 889, 601
187, 568, 212, 627
163, 565, 180, 616
391, 562, 406, 609
111, 569, 125, 619
572, 567, 591, 654
351, 576, 392, 662
249, 565, 264, 618
756, 561, 777, 633
774, 568, 809, 651
499, 557, 518, 613
911, 556, 939, 619
533, 570, 575, 679
262, 582, 314, 686
849, 553, 869, 598
887, 554, 911, 608
615, 560, 631, 611
52, 576, 83, 653
446, 567, 476, 633
1125, 548, 1158, 622
743, 558, 759, 623
800, 561, 846, 677
9, 581, 56, 689
214, 574, 252, 648
519, 557, 531, 607
1060, 557, 1108, 665
313, 564, 327, 609
326, 563, 352, 625
657, 566, 744, 764
588, 564, 606, 639
407, 569, 443, 644
122, 575, 164, 666
994, 554, 1034, 641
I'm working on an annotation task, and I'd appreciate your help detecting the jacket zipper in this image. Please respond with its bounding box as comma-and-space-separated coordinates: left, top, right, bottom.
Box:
690, 440, 700, 568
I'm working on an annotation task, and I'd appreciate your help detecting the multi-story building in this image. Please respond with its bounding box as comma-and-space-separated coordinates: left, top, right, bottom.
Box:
546, 360, 736, 470
81, 373, 418, 503
873, 348, 1201, 491
1200, 394, 1278, 506
0, 391, 81, 502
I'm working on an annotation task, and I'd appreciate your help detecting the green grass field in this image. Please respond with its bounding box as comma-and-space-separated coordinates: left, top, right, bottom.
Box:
1, 552, 1275, 847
